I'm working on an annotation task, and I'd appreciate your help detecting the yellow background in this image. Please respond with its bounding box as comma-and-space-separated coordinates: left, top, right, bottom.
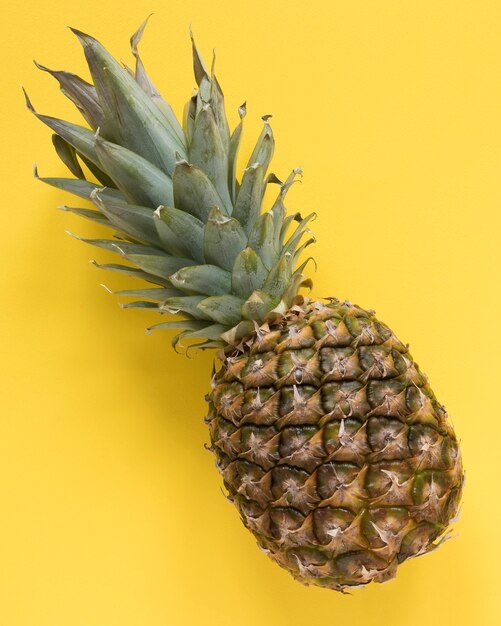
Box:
1, 1, 500, 624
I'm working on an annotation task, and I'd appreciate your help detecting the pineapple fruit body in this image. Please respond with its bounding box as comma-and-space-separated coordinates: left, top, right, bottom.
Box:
29, 20, 464, 591
209, 299, 463, 590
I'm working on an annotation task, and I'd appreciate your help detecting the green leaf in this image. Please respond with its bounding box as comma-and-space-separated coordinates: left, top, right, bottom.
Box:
279, 212, 301, 248
282, 212, 316, 256
25, 89, 100, 166
59, 205, 111, 227
94, 134, 174, 208
179, 323, 228, 341
247, 117, 274, 175
190, 28, 210, 86
78, 153, 117, 188
35, 167, 126, 203
71, 28, 186, 172
197, 295, 244, 325
52, 135, 85, 179
90, 260, 172, 286
121, 301, 159, 309
189, 105, 232, 214
153, 206, 205, 262
262, 254, 292, 299
183, 93, 197, 143
172, 322, 229, 352
241, 290, 279, 322
110, 287, 181, 300
130, 16, 186, 149
172, 160, 225, 222
203, 207, 247, 271
116, 250, 195, 280
161, 295, 212, 320
248, 212, 276, 270
232, 163, 264, 234
147, 319, 209, 333
91, 191, 161, 247
220, 320, 255, 345
294, 256, 316, 276
34, 61, 104, 130
228, 102, 246, 204
231, 247, 267, 299
170, 264, 231, 296
281, 272, 312, 307
291, 237, 316, 266
209, 72, 231, 153
271, 167, 303, 248
69, 233, 160, 257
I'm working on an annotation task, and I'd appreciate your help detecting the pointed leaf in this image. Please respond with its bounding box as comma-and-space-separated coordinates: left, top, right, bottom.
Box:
189, 105, 232, 213
281, 272, 312, 307
172, 160, 224, 222
52, 135, 85, 179
228, 102, 246, 203
78, 153, 117, 188
147, 320, 208, 333
130, 16, 186, 149
25, 89, 99, 166
247, 117, 274, 175
248, 212, 276, 270
231, 247, 267, 299
220, 320, 255, 345
90, 260, 172, 286
183, 92, 197, 143
179, 323, 228, 341
292, 237, 316, 266
232, 163, 264, 233
294, 256, 316, 276
94, 135, 173, 207
282, 212, 316, 256
190, 33, 230, 150
116, 249, 195, 280
112, 287, 181, 300
241, 290, 279, 322
190, 28, 209, 86
35, 167, 125, 202
35, 61, 104, 129
121, 301, 159, 309
209, 73, 231, 153
70, 234, 160, 257
151, 95, 186, 148
279, 212, 301, 248
170, 264, 231, 296
161, 295, 212, 320
71, 28, 186, 171
197, 295, 244, 325
272, 167, 302, 247
130, 14, 156, 93
262, 253, 292, 299
90, 190, 161, 247
203, 207, 247, 271
153, 206, 205, 262
59, 205, 111, 226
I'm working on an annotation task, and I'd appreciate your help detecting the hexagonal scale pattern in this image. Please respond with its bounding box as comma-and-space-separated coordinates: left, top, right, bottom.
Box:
207, 299, 463, 591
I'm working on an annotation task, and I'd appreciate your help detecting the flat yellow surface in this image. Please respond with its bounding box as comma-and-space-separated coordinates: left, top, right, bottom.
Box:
1, 1, 500, 624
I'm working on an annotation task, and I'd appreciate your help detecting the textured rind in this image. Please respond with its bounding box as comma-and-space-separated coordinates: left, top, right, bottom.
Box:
207, 298, 463, 591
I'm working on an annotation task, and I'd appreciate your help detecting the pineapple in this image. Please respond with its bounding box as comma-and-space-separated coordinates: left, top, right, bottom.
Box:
28, 20, 463, 591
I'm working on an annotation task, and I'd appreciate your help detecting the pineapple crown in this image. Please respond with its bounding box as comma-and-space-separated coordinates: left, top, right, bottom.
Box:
27, 17, 315, 350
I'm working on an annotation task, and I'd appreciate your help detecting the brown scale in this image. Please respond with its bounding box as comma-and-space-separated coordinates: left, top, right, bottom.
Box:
207, 299, 463, 591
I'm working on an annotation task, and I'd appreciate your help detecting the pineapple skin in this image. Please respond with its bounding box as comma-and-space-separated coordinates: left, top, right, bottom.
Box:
207, 299, 463, 591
